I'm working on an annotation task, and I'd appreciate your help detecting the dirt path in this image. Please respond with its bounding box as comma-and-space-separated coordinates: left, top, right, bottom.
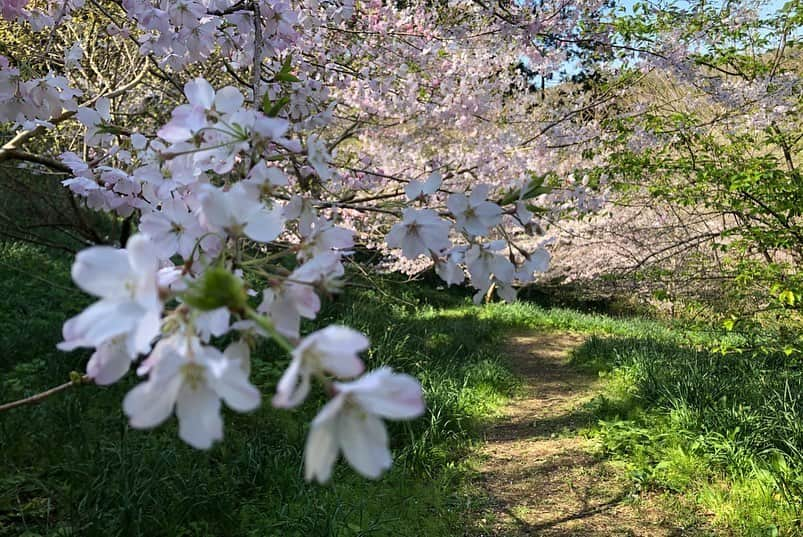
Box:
472, 332, 707, 536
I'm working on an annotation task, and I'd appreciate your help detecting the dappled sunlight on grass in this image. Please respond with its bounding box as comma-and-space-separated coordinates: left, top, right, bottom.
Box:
571, 332, 803, 536
1, 241, 800, 535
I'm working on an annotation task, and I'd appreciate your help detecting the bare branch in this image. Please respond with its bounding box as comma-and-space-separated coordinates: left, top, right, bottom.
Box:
0, 374, 90, 412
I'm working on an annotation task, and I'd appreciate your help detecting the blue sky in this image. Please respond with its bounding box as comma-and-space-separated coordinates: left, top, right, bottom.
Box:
530, 0, 793, 86
615, 0, 787, 16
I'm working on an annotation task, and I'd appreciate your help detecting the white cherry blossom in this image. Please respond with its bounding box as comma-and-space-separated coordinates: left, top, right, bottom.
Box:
85, 336, 134, 385
306, 134, 333, 181
297, 217, 354, 261
123, 333, 261, 449
58, 234, 162, 359
304, 367, 425, 482
446, 184, 502, 237
404, 171, 442, 201
465, 241, 515, 304
273, 326, 367, 408
139, 198, 205, 259
386, 208, 450, 258
515, 247, 550, 280
257, 252, 345, 338
200, 183, 284, 243
435, 248, 466, 286
242, 160, 289, 197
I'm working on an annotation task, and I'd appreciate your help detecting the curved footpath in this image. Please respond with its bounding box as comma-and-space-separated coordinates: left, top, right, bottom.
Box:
471, 332, 713, 536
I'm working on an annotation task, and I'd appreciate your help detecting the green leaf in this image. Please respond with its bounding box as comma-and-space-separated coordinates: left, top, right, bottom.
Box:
274, 54, 300, 83
778, 289, 796, 306
262, 95, 290, 117
498, 174, 553, 205
274, 72, 300, 83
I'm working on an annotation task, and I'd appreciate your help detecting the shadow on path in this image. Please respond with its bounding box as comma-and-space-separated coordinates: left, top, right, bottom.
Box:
471, 332, 709, 537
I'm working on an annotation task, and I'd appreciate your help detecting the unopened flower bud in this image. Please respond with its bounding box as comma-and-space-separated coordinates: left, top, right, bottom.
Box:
183, 266, 248, 312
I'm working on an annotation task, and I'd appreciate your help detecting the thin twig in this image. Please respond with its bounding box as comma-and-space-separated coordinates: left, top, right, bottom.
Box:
0, 374, 90, 412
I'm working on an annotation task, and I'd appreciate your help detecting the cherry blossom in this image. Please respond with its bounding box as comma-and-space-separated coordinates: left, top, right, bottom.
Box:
123, 333, 261, 449
386, 208, 451, 258
200, 184, 284, 243
273, 325, 367, 408
464, 241, 516, 303
85, 337, 135, 386
257, 252, 346, 338
57, 234, 162, 359
0, 0, 637, 480
447, 185, 503, 237
304, 367, 425, 482
139, 198, 206, 259
405, 171, 442, 201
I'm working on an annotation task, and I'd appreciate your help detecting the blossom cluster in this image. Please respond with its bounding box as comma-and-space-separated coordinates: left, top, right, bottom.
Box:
0, 0, 613, 482
50, 75, 551, 479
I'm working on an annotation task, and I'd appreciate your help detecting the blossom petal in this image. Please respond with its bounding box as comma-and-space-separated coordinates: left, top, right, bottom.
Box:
273, 358, 310, 408
176, 384, 223, 449
304, 418, 338, 483
224, 340, 251, 374
87, 339, 132, 385
311, 393, 346, 426
313, 326, 368, 378
59, 299, 140, 350
244, 207, 284, 243
529, 248, 550, 273
184, 78, 214, 109
469, 184, 490, 205
350, 369, 425, 419
123, 372, 182, 429
71, 246, 131, 298
446, 193, 468, 215
338, 412, 391, 479
126, 234, 160, 275
214, 86, 244, 114
199, 187, 232, 230
475, 201, 502, 221
128, 308, 160, 356
208, 358, 261, 412
404, 180, 424, 200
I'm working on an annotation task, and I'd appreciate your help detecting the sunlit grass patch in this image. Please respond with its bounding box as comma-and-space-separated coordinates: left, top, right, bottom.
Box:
574, 330, 803, 536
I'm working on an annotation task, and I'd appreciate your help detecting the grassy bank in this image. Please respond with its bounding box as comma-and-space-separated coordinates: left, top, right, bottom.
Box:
439, 300, 803, 536
567, 326, 803, 535
3, 239, 803, 536
0, 241, 520, 537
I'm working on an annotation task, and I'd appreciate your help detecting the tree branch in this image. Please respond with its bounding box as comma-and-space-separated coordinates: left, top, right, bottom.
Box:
0, 374, 90, 412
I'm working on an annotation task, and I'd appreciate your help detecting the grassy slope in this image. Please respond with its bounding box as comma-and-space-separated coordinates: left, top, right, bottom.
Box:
0, 242, 519, 537
559, 323, 803, 535
2, 240, 802, 536
571, 334, 803, 537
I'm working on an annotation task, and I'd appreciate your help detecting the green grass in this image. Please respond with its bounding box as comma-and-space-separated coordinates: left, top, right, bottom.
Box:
0, 242, 522, 537
569, 334, 803, 535
4, 239, 803, 536
435, 299, 803, 536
